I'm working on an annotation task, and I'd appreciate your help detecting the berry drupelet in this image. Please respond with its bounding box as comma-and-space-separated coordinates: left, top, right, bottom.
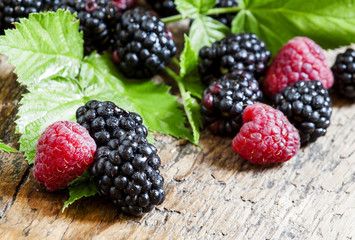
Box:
201, 72, 263, 136
53, 0, 120, 54
199, 33, 270, 85
0, 0, 44, 33
331, 48, 355, 99
146, 0, 178, 17
111, 7, 176, 78
274, 80, 332, 146
212, 0, 238, 27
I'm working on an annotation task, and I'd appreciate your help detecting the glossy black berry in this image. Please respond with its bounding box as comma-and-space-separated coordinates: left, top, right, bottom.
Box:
0, 0, 44, 34
53, 0, 120, 54
201, 72, 263, 136
146, 0, 178, 17
274, 80, 332, 145
112, 7, 176, 78
212, 0, 238, 27
76, 100, 148, 147
90, 131, 165, 216
199, 33, 270, 85
331, 48, 355, 99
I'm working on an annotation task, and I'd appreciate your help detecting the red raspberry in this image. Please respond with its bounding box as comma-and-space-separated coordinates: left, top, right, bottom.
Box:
232, 103, 300, 164
263, 37, 334, 98
33, 121, 97, 191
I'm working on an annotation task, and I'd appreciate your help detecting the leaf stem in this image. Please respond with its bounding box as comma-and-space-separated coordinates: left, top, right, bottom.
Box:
171, 57, 180, 67
161, 7, 242, 23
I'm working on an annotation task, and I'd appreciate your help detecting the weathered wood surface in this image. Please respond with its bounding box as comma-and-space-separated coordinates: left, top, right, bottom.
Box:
0, 32, 355, 240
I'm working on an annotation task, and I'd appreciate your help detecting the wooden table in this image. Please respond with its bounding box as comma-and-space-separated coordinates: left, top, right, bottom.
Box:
0, 30, 354, 239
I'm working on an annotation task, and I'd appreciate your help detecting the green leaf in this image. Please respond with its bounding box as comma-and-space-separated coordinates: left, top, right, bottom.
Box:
175, 0, 217, 18
180, 35, 198, 78
62, 171, 98, 211
0, 10, 83, 86
232, 0, 355, 55
189, 15, 230, 55
0, 140, 17, 153
181, 70, 204, 99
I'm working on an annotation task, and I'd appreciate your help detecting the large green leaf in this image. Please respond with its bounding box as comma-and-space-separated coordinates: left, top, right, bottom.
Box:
232, 0, 355, 55
0, 10, 83, 86
175, 0, 217, 18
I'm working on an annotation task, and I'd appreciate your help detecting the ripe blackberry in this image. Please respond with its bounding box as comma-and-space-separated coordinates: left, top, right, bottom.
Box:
54, 0, 120, 54
201, 72, 263, 136
146, 0, 178, 17
274, 80, 332, 145
90, 131, 165, 216
0, 0, 44, 34
331, 48, 355, 99
111, 7, 177, 78
76, 100, 148, 147
199, 33, 270, 85
212, 0, 238, 27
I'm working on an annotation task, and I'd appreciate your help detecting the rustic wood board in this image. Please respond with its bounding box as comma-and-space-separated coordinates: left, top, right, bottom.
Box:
0, 28, 354, 240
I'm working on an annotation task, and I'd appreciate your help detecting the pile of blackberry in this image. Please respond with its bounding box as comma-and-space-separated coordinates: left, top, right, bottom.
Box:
201, 72, 263, 136
145, 0, 178, 17
212, 0, 238, 27
111, 7, 176, 78
53, 0, 121, 54
331, 48, 355, 99
199, 33, 271, 85
76, 100, 165, 216
0, 0, 44, 33
274, 80, 332, 145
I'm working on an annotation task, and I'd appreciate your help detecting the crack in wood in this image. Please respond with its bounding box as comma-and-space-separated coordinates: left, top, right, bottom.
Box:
60, 211, 76, 240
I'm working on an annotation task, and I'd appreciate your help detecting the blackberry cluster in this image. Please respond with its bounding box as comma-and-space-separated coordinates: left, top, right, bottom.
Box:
331, 48, 355, 99
146, 0, 178, 17
199, 33, 270, 85
201, 72, 263, 136
76, 100, 165, 216
0, 0, 44, 33
112, 7, 176, 78
212, 0, 238, 27
274, 80, 332, 145
53, 0, 120, 54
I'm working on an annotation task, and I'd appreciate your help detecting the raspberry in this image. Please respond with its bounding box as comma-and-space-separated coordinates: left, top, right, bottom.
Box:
54, 0, 120, 54
263, 37, 334, 98
212, 0, 239, 27
76, 100, 148, 147
146, 0, 178, 17
274, 80, 332, 145
331, 48, 355, 98
201, 72, 263, 136
90, 131, 165, 216
0, 0, 44, 34
232, 103, 300, 164
33, 121, 97, 191
199, 33, 270, 85
111, 7, 176, 78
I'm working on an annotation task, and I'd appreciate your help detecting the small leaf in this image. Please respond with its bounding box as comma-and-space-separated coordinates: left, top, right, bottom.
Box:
0, 140, 17, 153
175, 0, 217, 18
180, 34, 198, 78
189, 15, 230, 55
181, 70, 204, 100
232, 0, 355, 55
0, 10, 83, 86
62, 171, 98, 211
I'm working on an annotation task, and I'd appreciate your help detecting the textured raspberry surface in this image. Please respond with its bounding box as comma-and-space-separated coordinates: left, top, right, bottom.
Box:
33, 121, 97, 191
263, 37, 334, 98
232, 103, 300, 164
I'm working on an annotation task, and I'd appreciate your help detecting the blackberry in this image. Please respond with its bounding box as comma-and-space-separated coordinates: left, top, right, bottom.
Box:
199, 33, 270, 85
201, 72, 263, 136
90, 131, 165, 216
76, 100, 148, 147
331, 48, 355, 99
0, 0, 44, 34
54, 0, 120, 54
212, 0, 238, 27
146, 0, 178, 17
112, 7, 177, 78
274, 80, 332, 145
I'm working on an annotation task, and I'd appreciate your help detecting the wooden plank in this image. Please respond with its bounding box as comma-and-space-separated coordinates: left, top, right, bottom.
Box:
0, 38, 354, 240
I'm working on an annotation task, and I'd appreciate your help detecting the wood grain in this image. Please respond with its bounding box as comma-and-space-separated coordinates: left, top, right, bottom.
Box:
0, 38, 354, 240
